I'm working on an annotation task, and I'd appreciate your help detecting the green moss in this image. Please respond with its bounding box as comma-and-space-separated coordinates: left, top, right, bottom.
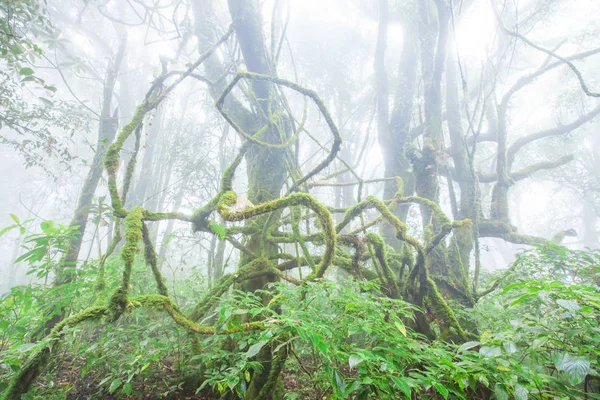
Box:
103, 101, 150, 215
142, 223, 170, 298
94, 223, 122, 303
218, 192, 336, 281
423, 277, 468, 342
366, 232, 400, 298
108, 206, 144, 321
218, 190, 238, 212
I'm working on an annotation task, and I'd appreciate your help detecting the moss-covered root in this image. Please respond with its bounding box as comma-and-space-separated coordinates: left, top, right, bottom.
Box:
2, 307, 107, 400
424, 276, 468, 342
108, 206, 144, 321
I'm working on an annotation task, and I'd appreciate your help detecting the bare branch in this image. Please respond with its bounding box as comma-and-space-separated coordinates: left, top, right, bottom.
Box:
507, 106, 600, 166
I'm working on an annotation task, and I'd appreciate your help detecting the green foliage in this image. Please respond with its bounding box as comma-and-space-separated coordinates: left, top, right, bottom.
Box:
3, 219, 600, 400
475, 246, 600, 399
16, 221, 79, 281
208, 221, 227, 240
0, 0, 89, 172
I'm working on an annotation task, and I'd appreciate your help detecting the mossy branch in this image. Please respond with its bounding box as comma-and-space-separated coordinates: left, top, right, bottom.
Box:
216, 72, 342, 191
103, 26, 234, 217
218, 192, 336, 280
107, 206, 143, 321
142, 223, 170, 298
366, 233, 400, 298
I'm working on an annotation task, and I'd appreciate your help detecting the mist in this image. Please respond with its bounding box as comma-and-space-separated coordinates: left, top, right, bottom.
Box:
1, 0, 599, 399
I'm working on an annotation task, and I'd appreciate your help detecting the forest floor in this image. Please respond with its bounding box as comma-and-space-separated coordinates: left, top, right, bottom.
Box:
34, 351, 319, 399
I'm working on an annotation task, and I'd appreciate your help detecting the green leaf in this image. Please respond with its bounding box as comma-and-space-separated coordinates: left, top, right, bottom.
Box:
0, 225, 18, 238
334, 370, 344, 395
502, 341, 517, 354
348, 354, 363, 368
510, 293, 537, 306
555, 353, 590, 385
209, 221, 227, 240
514, 384, 528, 400
556, 299, 580, 312
479, 346, 501, 357
494, 384, 509, 400
15, 343, 37, 353
19, 67, 34, 76
458, 341, 479, 352
122, 382, 132, 396
11, 45, 23, 55
108, 378, 122, 393
502, 282, 522, 294
391, 376, 411, 398
39, 97, 54, 107
40, 220, 55, 233
246, 340, 268, 358
432, 382, 449, 399
9, 214, 20, 224
394, 320, 407, 336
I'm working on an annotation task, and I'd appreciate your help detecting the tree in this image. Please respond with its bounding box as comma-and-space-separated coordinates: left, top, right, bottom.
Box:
3, 0, 600, 399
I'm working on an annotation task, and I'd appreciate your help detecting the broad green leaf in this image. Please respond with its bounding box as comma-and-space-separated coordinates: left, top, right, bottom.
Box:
40, 220, 54, 233
122, 382, 132, 396
246, 340, 269, 358
334, 370, 344, 395
555, 353, 590, 385
0, 225, 18, 238
458, 341, 479, 352
510, 293, 537, 306
477, 374, 490, 387
11, 45, 23, 55
503, 341, 517, 354
15, 343, 37, 353
514, 384, 528, 400
556, 299, 580, 312
479, 346, 501, 357
348, 354, 363, 368
502, 283, 523, 294
391, 376, 411, 398
494, 384, 509, 400
108, 378, 122, 393
19, 67, 34, 76
209, 221, 227, 240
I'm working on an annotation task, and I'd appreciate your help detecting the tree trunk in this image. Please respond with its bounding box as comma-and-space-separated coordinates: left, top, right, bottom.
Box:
40, 35, 127, 335
193, 1, 289, 397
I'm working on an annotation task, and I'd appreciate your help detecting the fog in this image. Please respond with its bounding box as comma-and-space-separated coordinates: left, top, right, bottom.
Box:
2, 0, 600, 397
2, 0, 598, 294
